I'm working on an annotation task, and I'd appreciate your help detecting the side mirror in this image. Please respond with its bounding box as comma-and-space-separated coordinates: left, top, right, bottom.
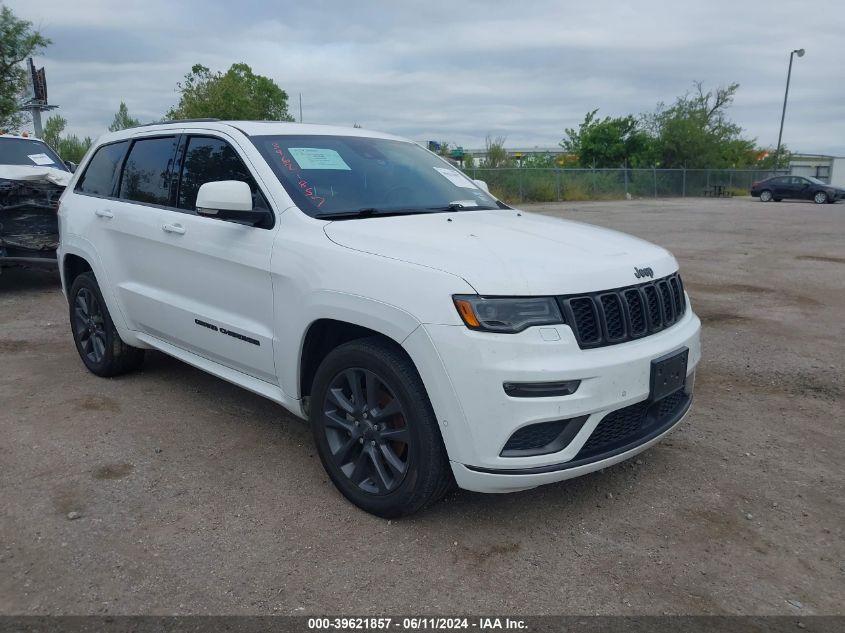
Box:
196, 180, 265, 225
473, 179, 490, 193
64, 160, 77, 173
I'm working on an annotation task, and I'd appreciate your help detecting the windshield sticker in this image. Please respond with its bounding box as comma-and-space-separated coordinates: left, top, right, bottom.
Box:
433, 166, 477, 189
450, 200, 479, 208
271, 143, 327, 208
289, 147, 351, 170
28, 153, 56, 166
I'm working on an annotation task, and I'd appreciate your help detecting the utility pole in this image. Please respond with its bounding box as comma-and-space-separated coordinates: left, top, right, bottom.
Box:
299, 93, 303, 123
774, 48, 805, 169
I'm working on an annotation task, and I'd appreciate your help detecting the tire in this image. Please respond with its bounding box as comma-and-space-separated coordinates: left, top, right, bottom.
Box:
309, 337, 453, 517
759, 190, 773, 202
813, 191, 828, 204
68, 272, 144, 377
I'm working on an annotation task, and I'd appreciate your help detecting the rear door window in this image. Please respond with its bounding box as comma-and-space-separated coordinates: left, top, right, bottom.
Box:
75, 141, 129, 196
118, 136, 178, 206
176, 136, 268, 212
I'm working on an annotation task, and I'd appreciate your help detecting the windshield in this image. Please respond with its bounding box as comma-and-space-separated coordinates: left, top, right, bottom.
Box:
0, 138, 67, 171
805, 176, 827, 185
251, 134, 500, 217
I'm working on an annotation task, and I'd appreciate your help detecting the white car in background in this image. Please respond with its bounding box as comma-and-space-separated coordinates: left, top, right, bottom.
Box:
0, 133, 71, 266
57, 120, 701, 517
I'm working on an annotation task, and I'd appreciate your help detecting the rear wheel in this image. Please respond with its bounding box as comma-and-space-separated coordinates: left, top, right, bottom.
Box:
759, 190, 773, 202
813, 191, 828, 204
309, 338, 452, 517
69, 272, 144, 377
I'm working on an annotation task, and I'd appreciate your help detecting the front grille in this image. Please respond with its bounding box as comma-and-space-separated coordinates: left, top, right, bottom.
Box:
558, 273, 686, 349
575, 389, 689, 461
656, 389, 685, 419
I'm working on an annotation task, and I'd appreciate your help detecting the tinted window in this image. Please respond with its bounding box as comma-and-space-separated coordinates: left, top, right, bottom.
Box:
0, 137, 67, 170
76, 142, 128, 196
177, 136, 267, 211
119, 136, 178, 205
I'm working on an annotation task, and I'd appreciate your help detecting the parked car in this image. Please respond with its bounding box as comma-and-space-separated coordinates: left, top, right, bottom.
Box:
57, 120, 701, 516
0, 133, 72, 267
750, 175, 845, 204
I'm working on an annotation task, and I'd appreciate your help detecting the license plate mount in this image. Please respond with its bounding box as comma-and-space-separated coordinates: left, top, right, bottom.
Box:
650, 347, 689, 401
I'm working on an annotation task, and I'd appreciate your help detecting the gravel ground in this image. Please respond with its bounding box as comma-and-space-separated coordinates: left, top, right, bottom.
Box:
0, 197, 842, 616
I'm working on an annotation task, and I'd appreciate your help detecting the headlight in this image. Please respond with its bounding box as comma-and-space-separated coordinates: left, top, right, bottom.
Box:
452, 295, 564, 333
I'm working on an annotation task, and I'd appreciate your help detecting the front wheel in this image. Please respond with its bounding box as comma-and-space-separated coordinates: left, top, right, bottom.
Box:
813, 191, 828, 204
309, 338, 452, 517
759, 190, 773, 202
69, 272, 144, 377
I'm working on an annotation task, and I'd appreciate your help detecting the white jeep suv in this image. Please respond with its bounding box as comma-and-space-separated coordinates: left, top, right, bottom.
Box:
58, 120, 701, 517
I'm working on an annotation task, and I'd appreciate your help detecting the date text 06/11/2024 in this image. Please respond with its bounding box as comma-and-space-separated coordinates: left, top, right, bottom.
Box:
307, 617, 528, 630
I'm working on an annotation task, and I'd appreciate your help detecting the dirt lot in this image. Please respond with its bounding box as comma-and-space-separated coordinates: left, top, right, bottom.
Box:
1, 197, 843, 616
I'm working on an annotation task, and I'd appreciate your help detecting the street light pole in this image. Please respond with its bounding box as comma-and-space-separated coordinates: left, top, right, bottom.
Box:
774, 48, 805, 170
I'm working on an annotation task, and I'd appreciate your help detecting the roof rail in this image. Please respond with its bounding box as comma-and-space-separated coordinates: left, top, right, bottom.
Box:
132, 118, 222, 128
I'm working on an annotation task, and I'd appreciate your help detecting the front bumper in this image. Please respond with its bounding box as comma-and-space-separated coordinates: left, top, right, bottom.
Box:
406, 301, 701, 493
451, 395, 692, 492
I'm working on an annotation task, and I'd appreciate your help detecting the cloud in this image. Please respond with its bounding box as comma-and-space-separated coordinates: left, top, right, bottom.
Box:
8, 0, 845, 154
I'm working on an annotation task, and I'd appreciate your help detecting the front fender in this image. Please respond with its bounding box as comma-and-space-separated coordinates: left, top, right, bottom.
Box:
275, 289, 424, 407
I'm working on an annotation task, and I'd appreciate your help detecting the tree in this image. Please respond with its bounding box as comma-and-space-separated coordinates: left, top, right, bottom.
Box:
482, 135, 509, 168
755, 145, 791, 170
167, 63, 294, 121
0, 6, 51, 130
42, 114, 66, 152
644, 82, 756, 168
521, 153, 557, 168
561, 110, 653, 167
57, 134, 92, 163
41, 113, 91, 163
109, 101, 140, 131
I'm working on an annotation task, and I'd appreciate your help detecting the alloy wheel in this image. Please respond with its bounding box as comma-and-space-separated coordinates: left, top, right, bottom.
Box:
321, 368, 410, 495
73, 288, 107, 364
814, 191, 827, 204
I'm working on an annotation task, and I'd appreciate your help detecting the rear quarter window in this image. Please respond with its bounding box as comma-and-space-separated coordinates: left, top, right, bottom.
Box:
75, 142, 129, 196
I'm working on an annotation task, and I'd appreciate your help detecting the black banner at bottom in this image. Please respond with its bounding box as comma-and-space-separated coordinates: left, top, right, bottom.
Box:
0, 617, 842, 633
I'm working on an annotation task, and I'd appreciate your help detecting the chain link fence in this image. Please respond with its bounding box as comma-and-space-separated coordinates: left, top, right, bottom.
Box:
462, 168, 790, 203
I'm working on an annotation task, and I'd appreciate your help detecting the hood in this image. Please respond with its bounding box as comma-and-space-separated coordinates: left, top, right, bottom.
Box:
0, 164, 72, 187
324, 209, 678, 295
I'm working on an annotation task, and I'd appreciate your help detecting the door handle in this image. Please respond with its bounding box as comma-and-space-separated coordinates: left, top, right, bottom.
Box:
162, 223, 186, 235
95, 209, 114, 219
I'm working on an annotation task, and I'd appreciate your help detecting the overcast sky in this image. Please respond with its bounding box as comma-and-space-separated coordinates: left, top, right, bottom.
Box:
10, 0, 845, 155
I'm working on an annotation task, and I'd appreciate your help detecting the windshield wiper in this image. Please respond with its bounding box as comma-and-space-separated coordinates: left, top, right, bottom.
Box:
426, 203, 497, 212
317, 207, 431, 220
318, 203, 499, 220
428, 203, 468, 212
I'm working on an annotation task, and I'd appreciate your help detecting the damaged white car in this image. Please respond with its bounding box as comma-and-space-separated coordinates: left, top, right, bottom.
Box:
0, 133, 72, 267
